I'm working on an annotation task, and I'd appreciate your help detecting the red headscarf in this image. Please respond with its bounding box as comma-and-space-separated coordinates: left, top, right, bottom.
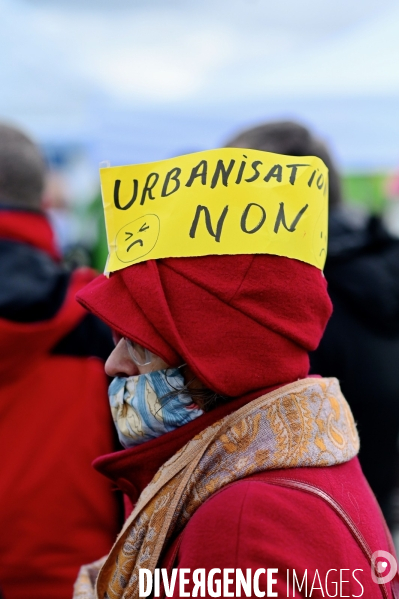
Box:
77, 253, 332, 397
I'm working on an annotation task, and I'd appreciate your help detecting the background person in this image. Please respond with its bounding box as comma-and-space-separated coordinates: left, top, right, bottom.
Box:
0, 123, 121, 599
226, 120, 399, 525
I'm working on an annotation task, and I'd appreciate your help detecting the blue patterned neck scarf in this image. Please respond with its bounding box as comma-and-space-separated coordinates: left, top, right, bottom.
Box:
108, 368, 204, 448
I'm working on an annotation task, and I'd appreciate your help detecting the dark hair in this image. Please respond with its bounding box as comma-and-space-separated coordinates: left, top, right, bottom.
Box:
178, 385, 229, 412
163, 369, 229, 413
225, 120, 342, 208
0, 123, 46, 209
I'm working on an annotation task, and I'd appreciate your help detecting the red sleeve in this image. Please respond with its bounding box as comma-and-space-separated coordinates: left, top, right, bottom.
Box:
167, 480, 371, 598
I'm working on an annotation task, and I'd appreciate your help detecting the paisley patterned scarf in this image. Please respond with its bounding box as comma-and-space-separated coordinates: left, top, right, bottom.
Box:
73, 377, 359, 599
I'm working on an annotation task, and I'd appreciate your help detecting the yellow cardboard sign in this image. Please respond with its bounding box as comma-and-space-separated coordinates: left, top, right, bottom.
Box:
100, 148, 328, 273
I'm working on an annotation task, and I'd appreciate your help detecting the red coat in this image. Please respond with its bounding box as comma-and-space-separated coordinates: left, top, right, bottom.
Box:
160, 461, 393, 598
95, 390, 397, 599
80, 246, 395, 598
0, 211, 121, 599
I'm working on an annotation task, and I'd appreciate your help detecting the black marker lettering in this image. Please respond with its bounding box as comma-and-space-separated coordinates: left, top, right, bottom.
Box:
189, 205, 229, 243
317, 174, 324, 189
210, 159, 235, 189
114, 179, 138, 210
286, 163, 310, 185
274, 202, 309, 233
140, 172, 159, 205
264, 164, 283, 183
161, 167, 181, 197
235, 156, 247, 184
241, 203, 266, 234
245, 160, 263, 183
308, 170, 316, 187
185, 160, 208, 187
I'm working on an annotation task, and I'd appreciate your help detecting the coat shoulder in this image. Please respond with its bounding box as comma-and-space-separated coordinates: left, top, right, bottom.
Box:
173, 460, 388, 572
160, 460, 392, 597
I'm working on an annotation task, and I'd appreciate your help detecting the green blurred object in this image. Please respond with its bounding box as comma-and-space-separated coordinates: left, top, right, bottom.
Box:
342, 172, 388, 214
89, 192, 109, 272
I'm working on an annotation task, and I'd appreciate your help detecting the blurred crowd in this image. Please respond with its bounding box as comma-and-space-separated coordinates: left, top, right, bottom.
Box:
1, 118, 399, 598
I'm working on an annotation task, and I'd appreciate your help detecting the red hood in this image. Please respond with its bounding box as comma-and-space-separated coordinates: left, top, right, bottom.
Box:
0, 209, 97, 381
77, 254, 332, 397
0, 209, 60, 260
0, 269, 96, 381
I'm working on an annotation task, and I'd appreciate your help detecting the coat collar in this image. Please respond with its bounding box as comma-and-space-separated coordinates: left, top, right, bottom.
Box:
93, 383, 286, 508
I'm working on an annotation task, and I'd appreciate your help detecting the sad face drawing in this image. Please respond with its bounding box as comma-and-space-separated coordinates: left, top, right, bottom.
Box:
116, 214, 160, 263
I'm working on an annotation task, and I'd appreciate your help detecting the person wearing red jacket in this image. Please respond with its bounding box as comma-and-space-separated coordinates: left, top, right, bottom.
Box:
73, 148, 398, 599
0, 124, 121, 599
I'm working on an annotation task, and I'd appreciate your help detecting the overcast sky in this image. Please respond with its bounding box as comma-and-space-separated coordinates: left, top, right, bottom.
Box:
3, 0, 398, 108
1, 0, 399, 168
